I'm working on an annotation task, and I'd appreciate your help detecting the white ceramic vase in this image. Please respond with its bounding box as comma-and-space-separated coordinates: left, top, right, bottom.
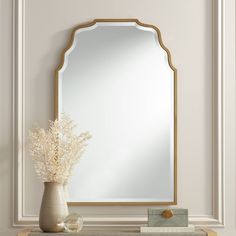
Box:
39, 182, 69, 232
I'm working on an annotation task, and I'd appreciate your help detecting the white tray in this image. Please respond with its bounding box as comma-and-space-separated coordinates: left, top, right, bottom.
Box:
140, 225, 195, 233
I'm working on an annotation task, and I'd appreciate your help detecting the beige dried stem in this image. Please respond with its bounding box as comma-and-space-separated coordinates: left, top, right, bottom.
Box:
28, 114, 91, 184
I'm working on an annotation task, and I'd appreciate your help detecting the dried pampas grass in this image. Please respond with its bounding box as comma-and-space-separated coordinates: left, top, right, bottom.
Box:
28, 114, 91, 184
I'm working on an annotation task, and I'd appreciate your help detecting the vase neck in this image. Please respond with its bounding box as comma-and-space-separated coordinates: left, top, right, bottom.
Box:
44, 182, 62, 187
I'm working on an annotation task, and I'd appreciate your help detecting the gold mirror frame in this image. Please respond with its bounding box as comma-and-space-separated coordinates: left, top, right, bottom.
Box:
54, 19, 177, 206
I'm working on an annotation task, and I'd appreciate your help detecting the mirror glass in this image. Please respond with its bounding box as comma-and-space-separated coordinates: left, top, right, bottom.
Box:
56, 20, 176, 204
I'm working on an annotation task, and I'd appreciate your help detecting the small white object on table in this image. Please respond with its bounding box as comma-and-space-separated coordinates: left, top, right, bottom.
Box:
140, 224, 195, 233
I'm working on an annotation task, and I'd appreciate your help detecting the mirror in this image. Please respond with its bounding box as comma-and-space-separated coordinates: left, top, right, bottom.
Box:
55, 19, 177, 205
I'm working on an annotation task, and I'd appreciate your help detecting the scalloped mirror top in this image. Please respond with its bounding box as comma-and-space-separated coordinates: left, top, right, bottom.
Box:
55, 19, 177, 205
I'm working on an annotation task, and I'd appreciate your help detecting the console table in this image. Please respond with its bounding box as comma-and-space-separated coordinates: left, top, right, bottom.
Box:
18, 228, 217, 236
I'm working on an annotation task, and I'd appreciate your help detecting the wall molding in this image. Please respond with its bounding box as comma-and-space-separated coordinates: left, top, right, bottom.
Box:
12, 0, 225, 228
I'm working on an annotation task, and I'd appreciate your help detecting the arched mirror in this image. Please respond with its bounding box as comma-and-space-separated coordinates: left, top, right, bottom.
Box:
55, 19, 177, 205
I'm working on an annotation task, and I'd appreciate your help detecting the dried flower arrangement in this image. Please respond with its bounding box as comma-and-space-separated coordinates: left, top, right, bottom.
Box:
29, 115, 91, 184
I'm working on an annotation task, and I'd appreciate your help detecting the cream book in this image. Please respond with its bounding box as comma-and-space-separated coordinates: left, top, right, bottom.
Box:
140, 224, 195, 233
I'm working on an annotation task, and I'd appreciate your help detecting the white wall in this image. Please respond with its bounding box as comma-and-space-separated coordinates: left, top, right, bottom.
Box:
0, 0, 235, 235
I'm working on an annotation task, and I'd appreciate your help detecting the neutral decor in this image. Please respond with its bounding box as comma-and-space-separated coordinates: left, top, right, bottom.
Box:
64, 213, 83, 232
55, 19, 177, 205
29, 115, 91, 232
148, 208, 188, 227
13, 1, 226, 228
39, 182, 68, 232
